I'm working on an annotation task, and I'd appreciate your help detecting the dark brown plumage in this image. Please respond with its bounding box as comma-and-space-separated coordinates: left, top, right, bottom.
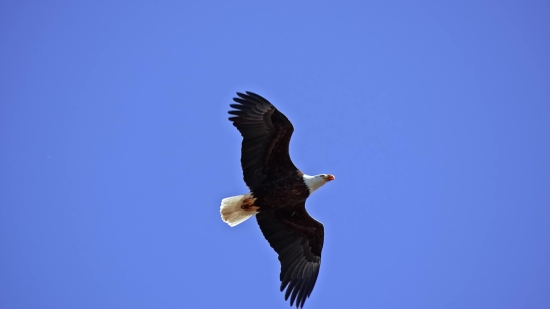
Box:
256, 206, 324, 308
228, 91, 297, 189
221, 91, 334, 308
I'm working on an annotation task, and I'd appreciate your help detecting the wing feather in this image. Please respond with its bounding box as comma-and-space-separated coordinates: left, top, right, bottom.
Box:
228, 91, 297, 190
256, 204, 324, 308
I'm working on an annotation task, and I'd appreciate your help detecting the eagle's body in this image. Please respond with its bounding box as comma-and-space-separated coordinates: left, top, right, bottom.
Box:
251, 173, 309, 206
220, 92, 334, 308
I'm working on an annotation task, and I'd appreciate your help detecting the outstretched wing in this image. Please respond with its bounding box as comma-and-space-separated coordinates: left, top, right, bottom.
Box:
256, 203, 324, 308
228, 91, 297, 190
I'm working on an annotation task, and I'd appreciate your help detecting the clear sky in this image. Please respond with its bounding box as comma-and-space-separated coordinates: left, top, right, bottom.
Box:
1, 1, 549, 308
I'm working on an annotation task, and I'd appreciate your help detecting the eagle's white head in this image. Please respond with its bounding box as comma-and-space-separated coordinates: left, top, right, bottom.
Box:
303, 174, 335, 194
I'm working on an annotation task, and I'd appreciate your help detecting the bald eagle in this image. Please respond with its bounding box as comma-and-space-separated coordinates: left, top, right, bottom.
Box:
220, 91, 335, 308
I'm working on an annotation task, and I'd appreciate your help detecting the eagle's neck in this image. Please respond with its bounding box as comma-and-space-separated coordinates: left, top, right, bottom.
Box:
302, 174, 325, 195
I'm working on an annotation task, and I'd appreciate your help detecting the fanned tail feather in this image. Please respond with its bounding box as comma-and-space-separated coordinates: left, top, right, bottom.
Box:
220, 194, 258, 227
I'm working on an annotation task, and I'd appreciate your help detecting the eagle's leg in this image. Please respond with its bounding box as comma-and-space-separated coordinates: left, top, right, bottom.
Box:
241, 197, 260, 211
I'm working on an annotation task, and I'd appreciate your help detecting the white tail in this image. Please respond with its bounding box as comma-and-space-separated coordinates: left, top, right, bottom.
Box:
220, 193, 258, 227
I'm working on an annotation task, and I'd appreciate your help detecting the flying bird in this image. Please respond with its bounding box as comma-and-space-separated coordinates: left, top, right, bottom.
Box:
220, 91, 335, 308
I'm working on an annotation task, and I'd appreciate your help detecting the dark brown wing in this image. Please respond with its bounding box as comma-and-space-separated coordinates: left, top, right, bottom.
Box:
256, 203, 324, 308
228, 91, 297, 190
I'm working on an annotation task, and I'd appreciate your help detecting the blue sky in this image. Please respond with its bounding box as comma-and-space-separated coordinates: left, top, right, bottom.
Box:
1, 1, 549, 308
